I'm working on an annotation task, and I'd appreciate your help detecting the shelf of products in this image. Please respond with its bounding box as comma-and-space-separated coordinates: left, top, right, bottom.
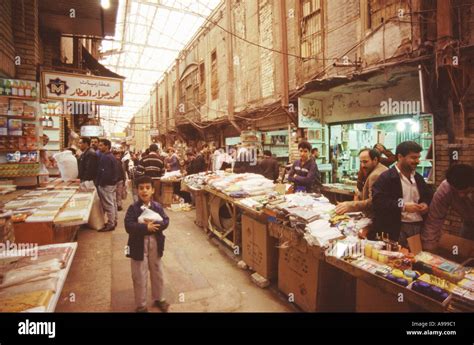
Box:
0, 78, 40, 183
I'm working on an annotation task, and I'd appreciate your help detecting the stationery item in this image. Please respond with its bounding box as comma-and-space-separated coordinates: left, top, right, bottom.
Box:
414, 252, 465, 283
371, 248, 379, 261
364, 243, 373, 258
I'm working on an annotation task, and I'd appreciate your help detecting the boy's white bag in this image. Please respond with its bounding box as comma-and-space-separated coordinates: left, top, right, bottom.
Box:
138, 207, 163, 224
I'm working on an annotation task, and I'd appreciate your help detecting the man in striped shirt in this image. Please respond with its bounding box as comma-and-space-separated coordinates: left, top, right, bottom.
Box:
135, 144, 165, 178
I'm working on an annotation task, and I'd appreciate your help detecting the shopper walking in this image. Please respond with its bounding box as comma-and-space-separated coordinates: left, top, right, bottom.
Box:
372, 141, 433, 248
165, 147, 180, 172
135, 144, 165, 178
125, 175, 170, 313
114, 150, 127, 211
422, 164, 474, 251
96, 139, 118, 232
193, 144, 209, 173
78, 137, 98, 183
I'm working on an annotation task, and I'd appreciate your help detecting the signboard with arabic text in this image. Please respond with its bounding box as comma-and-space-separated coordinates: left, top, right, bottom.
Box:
298, 98, 323, 128
41, 71, 123, 106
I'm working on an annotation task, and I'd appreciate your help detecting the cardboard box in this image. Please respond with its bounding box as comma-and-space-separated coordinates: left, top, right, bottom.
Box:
10, 100, 24, 115
0, 99, 8, 114
277, 240, 321, 311
194, 190, 209, 228
242, 214, 278, 280
356, 279, 413, 312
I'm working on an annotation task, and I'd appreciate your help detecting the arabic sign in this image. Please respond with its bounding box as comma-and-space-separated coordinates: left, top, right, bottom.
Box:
41, 71, 123, 106
298, 98, 323, 128
80, 125, 104, 137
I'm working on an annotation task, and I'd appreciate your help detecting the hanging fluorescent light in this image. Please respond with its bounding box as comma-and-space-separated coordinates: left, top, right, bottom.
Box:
396, 121, 406, 132
101, 0, 110, 9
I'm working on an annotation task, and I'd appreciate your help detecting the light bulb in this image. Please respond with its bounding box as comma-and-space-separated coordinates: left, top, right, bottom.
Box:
101, 0, 110, 9
396, 121, 406, 132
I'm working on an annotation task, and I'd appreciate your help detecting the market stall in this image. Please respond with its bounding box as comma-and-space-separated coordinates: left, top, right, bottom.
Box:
264, 193, 359, 312
324, 238, 474, 312
182, 173, 209, 229
0, 242, 77, 312
1, 180, 95, 245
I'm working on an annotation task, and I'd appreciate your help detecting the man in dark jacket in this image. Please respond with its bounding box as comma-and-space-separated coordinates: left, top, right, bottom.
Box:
193, 144, 209, 173
125, 176, 169, 313
258, 150, 279, 182
372, 141, 433, 248
78, 137, 98, 182
288, 141, 318, 193
96, 139, 119, 232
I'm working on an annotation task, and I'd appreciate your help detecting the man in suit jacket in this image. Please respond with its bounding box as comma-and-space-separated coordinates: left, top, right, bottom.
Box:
335, 149, 388, 230
372, 141, 433, 247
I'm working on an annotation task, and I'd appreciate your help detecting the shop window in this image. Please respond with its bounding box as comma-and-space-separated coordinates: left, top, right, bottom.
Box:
300, 0, 322, 59
367, 0, 409, 29
211, 50, 218, 100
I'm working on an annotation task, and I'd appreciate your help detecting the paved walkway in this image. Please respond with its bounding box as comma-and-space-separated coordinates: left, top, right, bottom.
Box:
56, 195, 294, 312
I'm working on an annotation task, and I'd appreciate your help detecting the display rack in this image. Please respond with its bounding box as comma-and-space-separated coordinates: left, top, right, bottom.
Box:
40, 101, 64, 177
0, 78, 41, 184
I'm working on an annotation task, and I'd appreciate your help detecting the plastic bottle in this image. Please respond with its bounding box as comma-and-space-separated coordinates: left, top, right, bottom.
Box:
11, 81, 18, 96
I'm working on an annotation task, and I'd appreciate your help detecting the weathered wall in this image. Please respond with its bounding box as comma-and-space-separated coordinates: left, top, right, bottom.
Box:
0, 0, 15, 77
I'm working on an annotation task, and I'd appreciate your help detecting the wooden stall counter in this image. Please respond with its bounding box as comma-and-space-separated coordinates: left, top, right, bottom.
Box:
11, 189, 95, 246
325, 255, 448, 312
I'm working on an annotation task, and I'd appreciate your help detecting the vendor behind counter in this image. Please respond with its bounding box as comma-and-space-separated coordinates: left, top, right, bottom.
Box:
287, 141, 322, 194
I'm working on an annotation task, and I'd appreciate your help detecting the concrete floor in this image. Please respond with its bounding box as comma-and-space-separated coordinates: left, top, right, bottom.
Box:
56, 195, 294, 312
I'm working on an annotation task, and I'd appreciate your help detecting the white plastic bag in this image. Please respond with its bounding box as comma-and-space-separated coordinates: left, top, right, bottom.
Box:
138, 207, 163, 224
88, 192, 105, 230
79, 180, 96, 192
53, 151, 78, 182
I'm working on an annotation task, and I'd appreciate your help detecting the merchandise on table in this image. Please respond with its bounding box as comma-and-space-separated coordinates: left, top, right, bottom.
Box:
0, 243, 76, 312
161, 170, 182, 181
0, 289, 54, 312
206, 173, 275, 197
182, 172, 214, 190
413, 252, 465, 283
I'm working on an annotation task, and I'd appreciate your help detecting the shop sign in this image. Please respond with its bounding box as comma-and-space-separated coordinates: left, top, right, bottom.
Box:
41, 71, 123, 106
80, 125, 104, 137
126, 136, 135, 145
149, 129, 159, 136
298, 98, 322, 128
112, 132, 126, 138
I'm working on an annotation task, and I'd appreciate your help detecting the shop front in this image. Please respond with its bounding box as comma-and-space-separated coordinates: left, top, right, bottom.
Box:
297, 65, 435, 200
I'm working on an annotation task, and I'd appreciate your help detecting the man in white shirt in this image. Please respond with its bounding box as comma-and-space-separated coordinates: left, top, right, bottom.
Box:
372, 141, 433, 247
